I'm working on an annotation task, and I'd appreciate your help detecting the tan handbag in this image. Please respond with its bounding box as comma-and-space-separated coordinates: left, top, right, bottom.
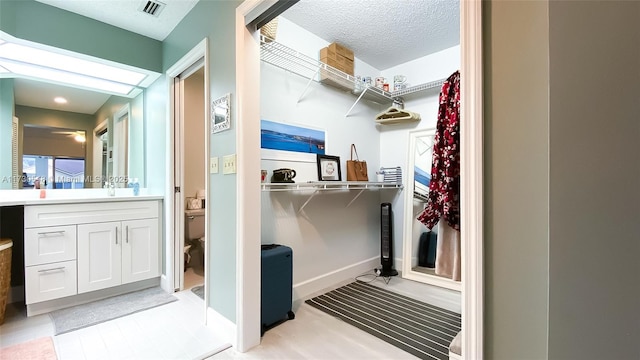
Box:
346, 144, 369, 181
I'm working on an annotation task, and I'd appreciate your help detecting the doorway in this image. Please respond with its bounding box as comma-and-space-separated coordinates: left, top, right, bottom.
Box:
165, 39, 209, 313
235, 0, 483, 356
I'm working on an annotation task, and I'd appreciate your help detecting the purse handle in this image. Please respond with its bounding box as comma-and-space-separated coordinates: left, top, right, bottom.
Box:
350, 144, 360, 161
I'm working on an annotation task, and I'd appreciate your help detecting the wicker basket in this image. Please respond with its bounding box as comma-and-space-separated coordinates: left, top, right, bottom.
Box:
0, 238, 12, 325
260, 17, 278, 42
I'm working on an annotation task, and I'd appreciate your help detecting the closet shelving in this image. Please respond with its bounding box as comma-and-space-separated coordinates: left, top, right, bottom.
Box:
260, 35, 446, 116
262, 181, 403, 212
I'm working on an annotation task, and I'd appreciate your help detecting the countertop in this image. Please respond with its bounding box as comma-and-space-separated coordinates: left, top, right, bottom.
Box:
0, 189, 164, 206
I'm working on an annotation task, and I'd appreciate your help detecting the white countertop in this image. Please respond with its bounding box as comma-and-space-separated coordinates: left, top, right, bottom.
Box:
0, 188, 164, 206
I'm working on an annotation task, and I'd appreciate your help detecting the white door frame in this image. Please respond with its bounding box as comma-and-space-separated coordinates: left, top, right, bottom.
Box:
235, 0, 483, 357
164, 39, 210, 308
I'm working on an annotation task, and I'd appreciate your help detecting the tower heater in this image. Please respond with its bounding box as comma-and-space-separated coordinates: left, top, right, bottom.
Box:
379, 202, 398, 277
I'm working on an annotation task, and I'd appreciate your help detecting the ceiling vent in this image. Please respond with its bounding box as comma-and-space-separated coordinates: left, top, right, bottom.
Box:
138, 0, 166, 17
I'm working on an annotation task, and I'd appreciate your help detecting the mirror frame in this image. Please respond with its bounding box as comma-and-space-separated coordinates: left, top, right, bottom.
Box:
402, 128, 462, 292
211, 93, 231, 133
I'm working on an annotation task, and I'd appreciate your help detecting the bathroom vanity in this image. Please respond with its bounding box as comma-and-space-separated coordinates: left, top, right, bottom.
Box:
0, 190, 163, 316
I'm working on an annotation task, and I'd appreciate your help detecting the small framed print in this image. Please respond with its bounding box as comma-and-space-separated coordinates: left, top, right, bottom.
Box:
316, 154, 341, 181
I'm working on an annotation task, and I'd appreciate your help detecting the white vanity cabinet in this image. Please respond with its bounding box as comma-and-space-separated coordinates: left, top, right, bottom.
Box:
77, 218, 159, 293
24, 200, 161, 306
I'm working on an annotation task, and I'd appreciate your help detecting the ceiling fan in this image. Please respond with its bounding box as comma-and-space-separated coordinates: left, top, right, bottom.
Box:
51, 130, 86, 143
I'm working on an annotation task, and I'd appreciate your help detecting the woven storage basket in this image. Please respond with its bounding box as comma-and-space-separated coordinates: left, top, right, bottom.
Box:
260, 17, 278, 42
0, 239, 12, 325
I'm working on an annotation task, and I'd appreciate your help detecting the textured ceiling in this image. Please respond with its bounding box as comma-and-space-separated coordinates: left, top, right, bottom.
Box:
34, 0, 199, 41
281, 0, 460, 70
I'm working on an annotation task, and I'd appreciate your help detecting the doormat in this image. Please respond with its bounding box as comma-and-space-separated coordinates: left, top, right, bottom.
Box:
50, 287, 177, 335
0, 337, 57, 360
305, 281, 461, 360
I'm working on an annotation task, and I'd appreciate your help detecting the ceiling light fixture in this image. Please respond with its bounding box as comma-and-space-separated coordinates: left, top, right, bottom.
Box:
54, 96, 68, 104
0, 58, 135, 95
0, 43, 146, 85
74, 134, 86, 143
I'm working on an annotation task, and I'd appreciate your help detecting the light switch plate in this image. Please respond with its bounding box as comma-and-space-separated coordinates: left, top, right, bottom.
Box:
210, 157, 219, 174
223, 154, 236, 174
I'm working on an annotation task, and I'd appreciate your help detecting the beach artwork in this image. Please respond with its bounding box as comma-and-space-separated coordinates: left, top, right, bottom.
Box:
261, 120, 325, 162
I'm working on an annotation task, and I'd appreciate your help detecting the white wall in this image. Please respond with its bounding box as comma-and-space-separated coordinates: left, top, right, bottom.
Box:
262, 16, 460, 299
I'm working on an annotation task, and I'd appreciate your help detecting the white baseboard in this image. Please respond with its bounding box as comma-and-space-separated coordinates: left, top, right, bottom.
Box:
160, 274, 173, 293
206, 307, 237, 348
292, 256, 382, 302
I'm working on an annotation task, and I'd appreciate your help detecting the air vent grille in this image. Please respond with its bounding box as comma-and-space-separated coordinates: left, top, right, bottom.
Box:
139, 0, 165, 17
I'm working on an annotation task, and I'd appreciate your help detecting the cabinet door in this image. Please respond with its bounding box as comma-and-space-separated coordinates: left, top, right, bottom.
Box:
77, 221, 122, 293
121, 218, 159, 284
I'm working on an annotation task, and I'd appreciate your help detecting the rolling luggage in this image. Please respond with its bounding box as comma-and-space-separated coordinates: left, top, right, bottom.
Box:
418, 231, 437, 268
261, 244, 295, 335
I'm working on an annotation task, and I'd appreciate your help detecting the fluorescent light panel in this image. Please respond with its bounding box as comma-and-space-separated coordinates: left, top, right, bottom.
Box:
0, 42, 147, 86
0, 59, 134, 95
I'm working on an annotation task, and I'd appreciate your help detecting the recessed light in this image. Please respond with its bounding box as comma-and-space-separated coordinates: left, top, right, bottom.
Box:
54, 96, 67, 104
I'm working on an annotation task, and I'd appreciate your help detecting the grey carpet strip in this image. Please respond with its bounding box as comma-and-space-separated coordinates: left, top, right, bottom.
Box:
305, 281, 461, 360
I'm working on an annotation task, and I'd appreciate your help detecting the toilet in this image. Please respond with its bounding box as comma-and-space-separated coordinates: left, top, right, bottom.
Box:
185, 209, 205, 268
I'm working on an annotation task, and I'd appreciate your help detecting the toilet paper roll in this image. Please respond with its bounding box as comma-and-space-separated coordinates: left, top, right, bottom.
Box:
196, 189, 206, 199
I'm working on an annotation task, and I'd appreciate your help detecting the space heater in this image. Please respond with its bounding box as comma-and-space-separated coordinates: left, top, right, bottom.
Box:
379, 202, 398, 277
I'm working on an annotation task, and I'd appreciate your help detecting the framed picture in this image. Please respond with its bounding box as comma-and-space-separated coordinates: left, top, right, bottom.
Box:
212, 93, 231, 133
317, 154, 341, 181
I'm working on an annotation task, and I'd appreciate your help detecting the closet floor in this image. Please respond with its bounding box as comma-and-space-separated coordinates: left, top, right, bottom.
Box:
209, 274, 460, 359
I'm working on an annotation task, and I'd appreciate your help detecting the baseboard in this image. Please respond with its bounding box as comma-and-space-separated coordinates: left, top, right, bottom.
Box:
160, 274, 173, 293
292, 256, 381, 303
26, 278, 160, 316
8, 285, 24, 304
206, 307, 237, 348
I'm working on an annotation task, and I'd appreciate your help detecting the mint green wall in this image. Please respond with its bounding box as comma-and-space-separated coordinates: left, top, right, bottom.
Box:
0, 79, 15, 189
163, 0, 242, 322
548, 1, 640, 358
484, 1, 550, 358
0, 0, 162, 72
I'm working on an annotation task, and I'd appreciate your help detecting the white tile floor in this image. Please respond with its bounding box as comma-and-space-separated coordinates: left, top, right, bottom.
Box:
0, 289, 229, 360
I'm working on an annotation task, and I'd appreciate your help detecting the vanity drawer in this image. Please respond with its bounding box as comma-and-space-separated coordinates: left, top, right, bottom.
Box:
25, 260, 77, 304
25, 225, 77, 266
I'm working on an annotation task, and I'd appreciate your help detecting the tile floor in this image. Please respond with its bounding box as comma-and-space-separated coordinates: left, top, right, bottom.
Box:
0, 289, 229, 360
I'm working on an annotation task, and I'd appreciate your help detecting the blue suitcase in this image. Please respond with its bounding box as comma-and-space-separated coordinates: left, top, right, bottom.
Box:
261, 244, 295, 335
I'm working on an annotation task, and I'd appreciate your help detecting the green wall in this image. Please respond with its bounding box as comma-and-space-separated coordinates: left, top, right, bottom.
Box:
548, 1, 640, 358
483, 1, 550, 358
485, 0, 640, 358
163, 0, 242, 324
0, 79, 15, 189
0, 0, 162, 72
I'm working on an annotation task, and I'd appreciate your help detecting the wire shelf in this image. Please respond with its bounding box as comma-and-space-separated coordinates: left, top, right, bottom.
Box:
262, 181, 403, 192
260, 35, 448, 112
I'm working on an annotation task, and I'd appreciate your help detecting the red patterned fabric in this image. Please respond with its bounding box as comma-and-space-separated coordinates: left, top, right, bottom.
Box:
417, 71, 461, 230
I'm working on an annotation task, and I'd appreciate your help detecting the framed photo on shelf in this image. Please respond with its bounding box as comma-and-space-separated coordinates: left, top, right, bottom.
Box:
317, 154, 341, 181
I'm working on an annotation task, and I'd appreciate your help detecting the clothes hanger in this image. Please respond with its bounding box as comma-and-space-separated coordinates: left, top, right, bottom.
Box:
374, 106, 421, 124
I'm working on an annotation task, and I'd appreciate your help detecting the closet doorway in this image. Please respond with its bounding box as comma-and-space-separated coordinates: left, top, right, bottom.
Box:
166, 39, 210, 317
236, 0, 483, 356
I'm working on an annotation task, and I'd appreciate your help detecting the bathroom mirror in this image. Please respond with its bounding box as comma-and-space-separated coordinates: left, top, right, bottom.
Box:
211, 93, 231, 133
402, 128, 461, 291
9, 79, 145, 189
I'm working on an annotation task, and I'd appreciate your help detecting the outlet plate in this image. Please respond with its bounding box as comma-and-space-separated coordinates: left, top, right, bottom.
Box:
223, 154, 236, 174
210, 157, 219, 174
